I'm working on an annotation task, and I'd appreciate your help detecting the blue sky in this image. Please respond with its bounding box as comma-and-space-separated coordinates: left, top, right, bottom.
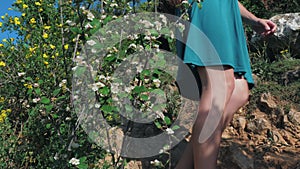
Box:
0, 0, 19, 40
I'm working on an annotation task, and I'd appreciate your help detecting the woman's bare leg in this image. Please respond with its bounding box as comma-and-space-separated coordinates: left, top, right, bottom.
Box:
175, 72, 249, 169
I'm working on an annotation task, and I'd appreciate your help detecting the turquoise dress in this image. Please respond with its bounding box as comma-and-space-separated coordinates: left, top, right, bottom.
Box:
183, 0, 254, 88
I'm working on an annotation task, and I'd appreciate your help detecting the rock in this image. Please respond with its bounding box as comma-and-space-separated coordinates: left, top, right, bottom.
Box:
237, 117, 247, 130
230, 145, 254, 169
125, 160, 142, 169
272, 130, 289, 145
256, 117, 271, 131
288, 109, 300, 125
259, 92, 277, 113
281, 66, 300, 85
246, 121, 257, 133
251, 13, 300, 59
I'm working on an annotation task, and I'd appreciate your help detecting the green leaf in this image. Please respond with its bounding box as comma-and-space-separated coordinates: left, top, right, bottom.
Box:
164, 116, 171, 125
53, 89, 60, 96
140, 94, 149, 101
101, 105, 113, 113
45, 105, 53, 113
46, 123, 51, 129
132, 86, 147, 94
99, 86, 109, 95
41, 97, 51, 104
171, 125, 180, 131
154, 121, 162, 129
70, 27, 82, 34
27, 88, 33, 95
35, 88, 41, 96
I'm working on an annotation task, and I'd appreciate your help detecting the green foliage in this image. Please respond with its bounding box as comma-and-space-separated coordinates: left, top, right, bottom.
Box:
0, 0, 298, 168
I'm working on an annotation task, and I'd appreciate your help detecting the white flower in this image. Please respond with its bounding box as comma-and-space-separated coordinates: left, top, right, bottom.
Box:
124, 86, 133, 93
96, 82, 105, 88
159, 14, 167, 25
91, 48, 97, 53
66, 20, 75, 26
62, 79, 67, 84
110, 3, 118, 7
170, 30, 174, 39
181, 0, 189, 4
33, 83, 39, 88
153, 79, 161, 87
85, 23, 93, 29
32, 98, 40, 103
139, 19, 154, 28
101, 15, 107, 20
153, 44, 159, 48
177, 22, 185, 31
150, 159, 162, 166
112, 15, 118, 19
98, 75, 106, 80
87, 40, 97, 46
95, 103, 101, 108
54, 153, 59, 160
144, 36, 151, 41
18, 72, 26, 77
128, 43, 136, 49
110, 83, 120, 94
154, 21, 162, 31
87, 12, 95, 21
69, 157, 80, 165
166, 128, 174, 135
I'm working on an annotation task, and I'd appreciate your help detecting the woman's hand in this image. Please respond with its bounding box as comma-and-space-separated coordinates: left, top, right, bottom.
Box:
251, 18, 277, 36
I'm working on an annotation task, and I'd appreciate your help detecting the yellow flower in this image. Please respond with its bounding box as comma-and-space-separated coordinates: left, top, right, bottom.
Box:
24, 83, 33, 89
14, 17, 21, 25
55, 52, 59, 57
43, 61, 49, 65
10, 38, 14, 42
6, 109, 11, 113
50, 44, 55, 49
0, 97, 4, 103
16, 0, 23, 4
1, 110, 6, 114
64, 44, 69, 50
29, 47, 35, 52
1, 16, 4, 19
29, 18, 36, 24
0, 61, 6, 67
2, 39, 7, 43
8, 8, 13, 10
44, 26, 51, 30
35, 2, 41, 6
43, 53, 49, 58
0, 44, 3, 47
10, 46, 15, 51
57, 23, 63, 27
22, 13, 26, 17
38, 8, 43, 12
0, 22, 2, 27
23, 4, 28, 9
42, 33, 48, 39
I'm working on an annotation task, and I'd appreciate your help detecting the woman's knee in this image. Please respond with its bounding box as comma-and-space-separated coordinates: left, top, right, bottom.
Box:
235, 77, 250, 104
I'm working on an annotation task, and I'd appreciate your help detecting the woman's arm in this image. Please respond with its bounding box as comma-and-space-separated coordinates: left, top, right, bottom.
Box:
238, 1, 277, 35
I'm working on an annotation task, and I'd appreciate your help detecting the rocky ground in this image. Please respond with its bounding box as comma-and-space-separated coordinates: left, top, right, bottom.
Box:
121, 91, 300, 169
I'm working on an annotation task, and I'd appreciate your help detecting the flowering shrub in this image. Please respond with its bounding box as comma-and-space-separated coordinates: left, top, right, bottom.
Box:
0, 0, 192, 168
